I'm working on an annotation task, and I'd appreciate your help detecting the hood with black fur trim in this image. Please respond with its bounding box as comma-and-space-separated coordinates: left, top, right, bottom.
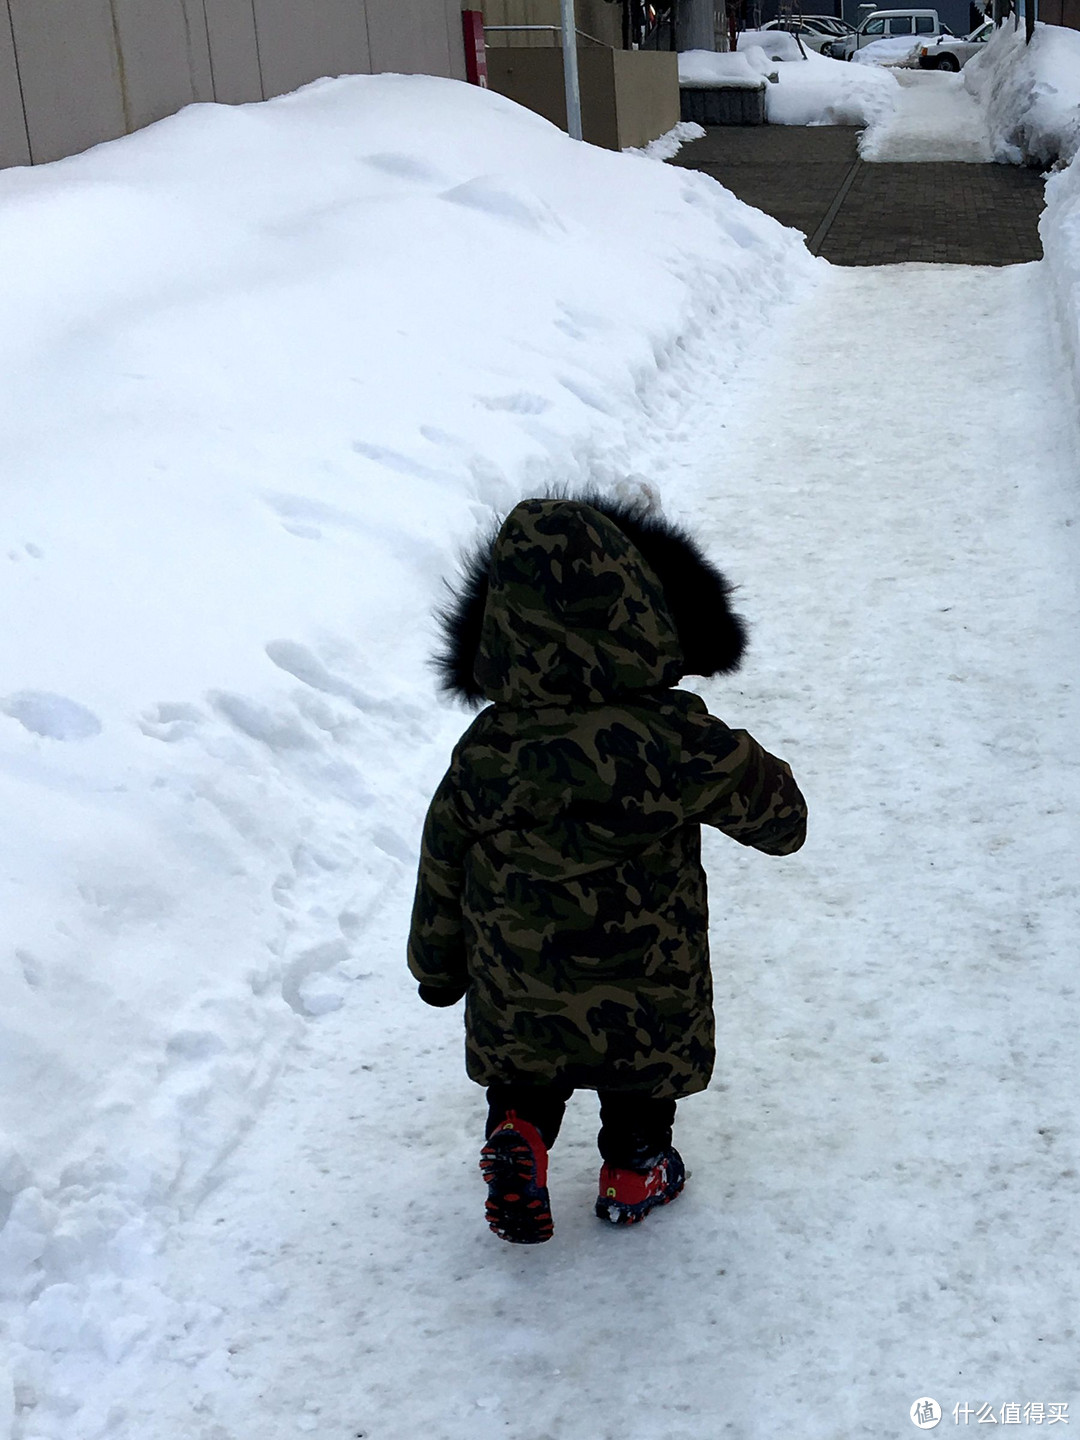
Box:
435, 493, 747, 706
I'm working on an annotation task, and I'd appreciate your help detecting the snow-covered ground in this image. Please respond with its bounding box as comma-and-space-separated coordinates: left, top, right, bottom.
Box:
0, 72, 819, 1440
965, 19, 1080, 167
860, 70, 994, 161
851, 34, 925, 66
4, 52, 1080, 1440
680, 41, 899, 126
960, 21, 1080, 396
114, 255, 1080, 1440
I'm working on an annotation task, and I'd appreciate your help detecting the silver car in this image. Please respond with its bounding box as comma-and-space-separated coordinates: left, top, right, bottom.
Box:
915, 19, 993, 70
760, 17, 848, 51
822, 9, 950, 59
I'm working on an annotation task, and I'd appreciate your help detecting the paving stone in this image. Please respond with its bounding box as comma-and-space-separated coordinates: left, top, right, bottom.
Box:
670, 125, 1045, 266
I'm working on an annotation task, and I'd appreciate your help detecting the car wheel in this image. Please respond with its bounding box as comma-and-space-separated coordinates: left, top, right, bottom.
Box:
935, 53, 960, 71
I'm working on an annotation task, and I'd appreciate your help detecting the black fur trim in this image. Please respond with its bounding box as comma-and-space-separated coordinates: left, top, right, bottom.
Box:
433, 491, 747, 704
433, 517, 500, 704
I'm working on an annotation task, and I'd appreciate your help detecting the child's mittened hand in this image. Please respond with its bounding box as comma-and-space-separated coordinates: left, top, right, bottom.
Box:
417, 982, 467, 1008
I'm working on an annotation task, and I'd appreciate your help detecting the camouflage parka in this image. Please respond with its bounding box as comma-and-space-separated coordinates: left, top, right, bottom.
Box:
407, 496, 807, 1099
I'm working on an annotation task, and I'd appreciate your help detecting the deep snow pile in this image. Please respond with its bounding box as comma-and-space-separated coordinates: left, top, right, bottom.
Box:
0, 71, 821, 1437
678, 49, 769, 88
680, 41, 899, 125
851, 35, 919, 65
962, 21, 1080, 396
964, 19, 1080, 167
1042, 159, 1080, 399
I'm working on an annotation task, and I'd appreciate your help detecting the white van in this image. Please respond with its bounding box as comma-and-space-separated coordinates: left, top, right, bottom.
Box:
822, 10, 951, 57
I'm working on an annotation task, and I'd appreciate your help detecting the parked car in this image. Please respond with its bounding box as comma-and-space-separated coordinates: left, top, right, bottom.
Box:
762, 15, 852, 34
916, 18, 993, 69
822, 9, 951, 58
759, 18, 842, 51
801, 14, 857, 32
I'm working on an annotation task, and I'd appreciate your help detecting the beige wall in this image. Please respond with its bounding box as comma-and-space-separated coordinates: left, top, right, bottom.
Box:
482, 0, 621, 48
1, 0, 469, 169
486, 46, 678, 149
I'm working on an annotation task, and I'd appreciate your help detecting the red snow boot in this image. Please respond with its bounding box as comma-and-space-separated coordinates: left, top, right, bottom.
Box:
595, 1148, 686, 1226
480, 1112, 554, 1244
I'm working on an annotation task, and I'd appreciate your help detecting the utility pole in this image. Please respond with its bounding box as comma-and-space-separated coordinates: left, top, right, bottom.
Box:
559, 0, 583, 140
679, 0, 719, 46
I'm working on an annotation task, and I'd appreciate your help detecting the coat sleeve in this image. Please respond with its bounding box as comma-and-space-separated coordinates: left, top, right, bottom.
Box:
680, 701, 807, 856
407, 766, 473, 998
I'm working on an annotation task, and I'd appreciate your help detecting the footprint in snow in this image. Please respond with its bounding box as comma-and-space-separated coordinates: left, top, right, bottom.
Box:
351, 439, 452, 484
557, 375, 619, 416
477, 393, 552, 416
1, 691, 101, 741
263, 492, 363, 541
363, 152, 447, 185
139, 701, 205, 743
439, 178, 566, 235
208, 691, 313, 752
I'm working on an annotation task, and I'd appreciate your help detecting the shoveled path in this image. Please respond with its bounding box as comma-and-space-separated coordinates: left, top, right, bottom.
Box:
101, 257, 1080, 1440
670, 78, 1045, 264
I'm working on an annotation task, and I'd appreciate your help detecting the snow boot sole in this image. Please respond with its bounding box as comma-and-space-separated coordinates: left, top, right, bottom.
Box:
480, 1121, 554, 1245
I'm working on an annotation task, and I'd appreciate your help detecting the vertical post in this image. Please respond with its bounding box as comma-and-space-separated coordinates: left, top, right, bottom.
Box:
680, 0, 717, 46
461, 10, 488, 87
1024, 0, 1035, 41
560, 0, 583, 140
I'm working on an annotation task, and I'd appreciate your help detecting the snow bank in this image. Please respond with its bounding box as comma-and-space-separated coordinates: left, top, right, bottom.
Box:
766, 46, 900, 125
682, 39, 898, 128
625, 120, 707, 159
738, 28, 807, 61
0, 70, 821, 1435
962, 21, 1080, 398
1042, 159, 1080, 401
851, 35, 922, 65
964, 19, 1080, 167
678, 50, 768, 89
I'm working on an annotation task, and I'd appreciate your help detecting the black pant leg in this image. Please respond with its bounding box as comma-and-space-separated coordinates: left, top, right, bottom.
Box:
486, 1081, 574, 1151
596, 1091, 677, 1169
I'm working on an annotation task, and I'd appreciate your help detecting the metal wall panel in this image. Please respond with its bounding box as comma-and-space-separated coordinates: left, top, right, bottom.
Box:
367, 0, 453, 73
9, 0, 126, 164
180, 0, 216, 102
112, 0, 205, 130
252, 0, 371, 98
0, 3, 31, 167
203, 0, 264, 102
0, 0, 468, 170
445, 0, 468, 78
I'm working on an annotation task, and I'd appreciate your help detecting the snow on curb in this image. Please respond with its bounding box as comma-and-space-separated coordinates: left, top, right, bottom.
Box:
624, 120, 707, 160
1042, 161, 1080, 402
0, 71, 822, 1434
964, 19, 1080, 167
679, 43, 899, 127
962, 21, 1080, 397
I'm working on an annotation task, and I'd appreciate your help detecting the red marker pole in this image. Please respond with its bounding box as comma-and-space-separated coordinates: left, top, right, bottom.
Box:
462, 10, 489, 87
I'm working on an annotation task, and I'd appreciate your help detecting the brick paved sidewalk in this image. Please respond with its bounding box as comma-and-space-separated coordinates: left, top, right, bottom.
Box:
670, 127, 1045, 266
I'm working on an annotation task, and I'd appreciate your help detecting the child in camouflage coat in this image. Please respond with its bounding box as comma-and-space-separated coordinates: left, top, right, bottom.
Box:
408, 494, 806, 1243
